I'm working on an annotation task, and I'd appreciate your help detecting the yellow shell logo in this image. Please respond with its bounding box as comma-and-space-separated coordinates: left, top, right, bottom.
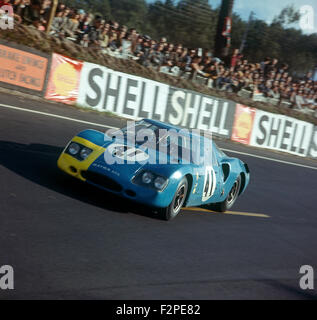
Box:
235, 112, 252, 139
53, 63, 77, 96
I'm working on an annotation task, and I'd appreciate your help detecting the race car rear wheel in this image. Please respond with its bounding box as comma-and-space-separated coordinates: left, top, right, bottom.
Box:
158, 178, 188, 221
213, 175, 241, 213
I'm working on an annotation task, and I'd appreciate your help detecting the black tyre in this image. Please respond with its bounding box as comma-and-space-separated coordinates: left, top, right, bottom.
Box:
212, 176, 241, 213
158, 178, 188, 221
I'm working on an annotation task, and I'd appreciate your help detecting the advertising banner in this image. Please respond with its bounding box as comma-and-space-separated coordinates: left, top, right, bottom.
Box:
250, 110, 314, 157
77, 62, 169, 120
77, 62, 236, 137
308, 126, 317, 158
164, 87, 236, 138
0, 43, 48, 92
231, 104, 256, 144
45, 53, 83, 104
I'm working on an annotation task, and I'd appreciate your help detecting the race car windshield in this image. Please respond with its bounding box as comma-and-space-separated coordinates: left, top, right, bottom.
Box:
118, 121, 208, 163
213, 142, 227, 158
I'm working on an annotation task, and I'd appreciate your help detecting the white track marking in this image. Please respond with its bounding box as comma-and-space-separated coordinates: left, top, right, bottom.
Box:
0, 103, 118, 130
1, 103, 317, 171
221, 148, 317, 171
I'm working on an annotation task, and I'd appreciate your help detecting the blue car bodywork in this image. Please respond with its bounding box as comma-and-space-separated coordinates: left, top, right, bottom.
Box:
57, 119, 250, 214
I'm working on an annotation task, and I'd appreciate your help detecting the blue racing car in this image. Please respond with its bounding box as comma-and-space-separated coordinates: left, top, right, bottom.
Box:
57, 119, 250, 220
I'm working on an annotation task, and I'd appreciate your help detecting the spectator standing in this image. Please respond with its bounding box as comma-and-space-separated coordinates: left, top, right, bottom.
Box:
231, 48, 241, 68
99, 23, 110, 51
180, 48, 196, 74
39, 0, 51, 27
62, 11, 80, 39
88, 17, 103, 48
148, 43, 165, 70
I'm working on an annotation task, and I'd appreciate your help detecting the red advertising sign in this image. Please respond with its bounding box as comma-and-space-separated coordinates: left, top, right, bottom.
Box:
231, 104, 256, 145
0, 44, 48, 91
45, 53, 83, 104
222, 17, 232, 37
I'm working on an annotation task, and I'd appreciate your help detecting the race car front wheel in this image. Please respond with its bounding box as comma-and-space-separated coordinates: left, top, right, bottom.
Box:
213, 175, 241, 213
158, 178, 188, 221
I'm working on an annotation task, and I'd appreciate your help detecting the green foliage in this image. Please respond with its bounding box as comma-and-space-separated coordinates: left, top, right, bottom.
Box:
147, 0, 217, 48
109, 0, 148, 31
62, 0, 111, 17
272, 5, 300, 27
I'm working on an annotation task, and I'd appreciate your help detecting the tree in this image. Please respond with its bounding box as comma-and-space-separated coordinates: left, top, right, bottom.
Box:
62, 0, 111, 18
147, 0, 218, 48
175, 0, 216, 48
238, 5, 317, 74
147, 1, 175, 40
272, 5, 300, 27
109, 0, 148, 31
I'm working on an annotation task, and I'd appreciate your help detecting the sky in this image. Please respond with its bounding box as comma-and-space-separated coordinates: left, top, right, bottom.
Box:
147, 0, 317, 34
216, 0, 317, 34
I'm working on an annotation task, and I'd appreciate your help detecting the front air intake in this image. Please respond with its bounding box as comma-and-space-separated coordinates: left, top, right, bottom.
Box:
81, 171, 123, 192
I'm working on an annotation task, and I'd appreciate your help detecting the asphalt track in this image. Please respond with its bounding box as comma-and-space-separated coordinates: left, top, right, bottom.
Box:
0, 91, 317, 300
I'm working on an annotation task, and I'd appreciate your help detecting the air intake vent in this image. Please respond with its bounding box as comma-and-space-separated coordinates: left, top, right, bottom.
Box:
222, 164, 230, 182
81, 171, 123, 192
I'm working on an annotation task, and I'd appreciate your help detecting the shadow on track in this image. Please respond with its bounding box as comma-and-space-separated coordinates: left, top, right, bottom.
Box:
0, 140, 158, 219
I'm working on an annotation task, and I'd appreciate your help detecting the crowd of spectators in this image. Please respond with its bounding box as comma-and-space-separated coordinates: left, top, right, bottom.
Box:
1, 0, 317, 116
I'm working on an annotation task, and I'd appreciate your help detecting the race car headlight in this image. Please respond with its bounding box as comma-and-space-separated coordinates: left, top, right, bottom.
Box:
68, 142, 80, 155
133, 171, 168, 191
80, 147, 93, 160
142, 172, 154, 184
154, 176, 168, 191
66, 142, 93, 161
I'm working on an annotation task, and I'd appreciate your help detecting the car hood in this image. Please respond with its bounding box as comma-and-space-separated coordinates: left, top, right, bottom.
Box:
88, 139, 179, 178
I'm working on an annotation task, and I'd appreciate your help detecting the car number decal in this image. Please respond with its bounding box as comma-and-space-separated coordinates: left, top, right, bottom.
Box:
202, 166, 216, 202
107, 144, 149, 162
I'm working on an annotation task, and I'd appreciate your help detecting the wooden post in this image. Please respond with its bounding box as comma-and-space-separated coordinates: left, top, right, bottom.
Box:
46, 0, 58, 34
